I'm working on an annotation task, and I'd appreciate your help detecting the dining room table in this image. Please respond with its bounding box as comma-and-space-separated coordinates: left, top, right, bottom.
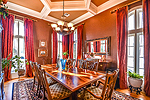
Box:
41, 64, 106, 99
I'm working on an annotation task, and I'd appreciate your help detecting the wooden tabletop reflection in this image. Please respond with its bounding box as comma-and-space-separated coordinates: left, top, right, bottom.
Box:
41, 64, 106, 92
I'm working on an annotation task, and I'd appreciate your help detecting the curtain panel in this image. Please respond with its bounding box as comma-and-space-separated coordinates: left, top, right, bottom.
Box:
143, 0, 150, 96
69, 32, 74, 59
62, 35, 69, 59
24, 18, 35, 77
116, 6, 128, 89
2, 14, 14, 81
77, 25, 83, 59
52, 30, 58, 64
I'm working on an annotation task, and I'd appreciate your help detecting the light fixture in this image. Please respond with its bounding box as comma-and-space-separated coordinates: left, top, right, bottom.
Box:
51, 0, 75, 36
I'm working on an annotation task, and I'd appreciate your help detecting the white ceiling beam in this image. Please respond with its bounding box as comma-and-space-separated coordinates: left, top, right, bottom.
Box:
97, 0, 127, 14
71, 12, 94, 25
6, 2, 58, 23
41, 6, 51, 18
50, 8, 87, 11
85, 0, 91, 8
50, 1, 85, 9
40, 0, 51, 9
87, 2, 97, 15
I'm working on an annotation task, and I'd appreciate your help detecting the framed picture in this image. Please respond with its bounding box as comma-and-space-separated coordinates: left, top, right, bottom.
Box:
39, 40, 47, 47
38, 49, 48, 57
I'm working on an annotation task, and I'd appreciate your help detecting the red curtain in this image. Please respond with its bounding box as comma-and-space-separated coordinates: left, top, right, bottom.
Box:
93, 41, 97, 52
24, 18, 35, 77
52, 30, 57, 63
97, 41, 101, 52
69, 32, 74, 59
77, 25, 83, 59
116, 6, 128, 89
2, 14, 14, 81
62, 35, 69, 59
88, 42, 91, 52
143, 0, 150, 96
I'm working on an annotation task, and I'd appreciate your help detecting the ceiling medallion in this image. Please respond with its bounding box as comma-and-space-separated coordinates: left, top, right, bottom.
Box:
51, 0, 75, 36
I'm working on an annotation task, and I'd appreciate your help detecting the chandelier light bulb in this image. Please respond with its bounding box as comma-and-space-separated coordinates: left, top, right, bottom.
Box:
67, 23, 73, 27
56, 27, 61, 31
51, 24, 57, 28
57, 21, 64, 26
71, 27, 75, 30
63, 28, 69, 31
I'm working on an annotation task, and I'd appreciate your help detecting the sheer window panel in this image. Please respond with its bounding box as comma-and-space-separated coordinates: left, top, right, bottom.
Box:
137, 8, 143, 29
139, 68, 144, 76
128, 47, 134, 57
127, 67, 134, 72
13, 38, 18, 57
128, 10, 135, 30
127, 57, 134, 67
128, 36, 135, 46
19, 21, 24, 36
14, 21, 18, 36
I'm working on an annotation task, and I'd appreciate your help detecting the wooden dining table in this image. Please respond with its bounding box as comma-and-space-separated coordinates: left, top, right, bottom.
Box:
41, 64, 106, 99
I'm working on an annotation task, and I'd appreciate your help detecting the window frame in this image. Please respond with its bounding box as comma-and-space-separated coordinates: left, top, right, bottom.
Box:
127, 5, 144, 76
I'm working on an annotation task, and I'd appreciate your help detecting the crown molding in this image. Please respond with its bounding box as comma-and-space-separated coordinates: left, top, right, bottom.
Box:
97, 0, 127, 14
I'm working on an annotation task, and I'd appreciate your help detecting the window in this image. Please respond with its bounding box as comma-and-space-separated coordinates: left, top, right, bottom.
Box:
127, 7, 144, 76
57, 33, 62, 58
12, 19, 25, 72
73, 29, 77, 59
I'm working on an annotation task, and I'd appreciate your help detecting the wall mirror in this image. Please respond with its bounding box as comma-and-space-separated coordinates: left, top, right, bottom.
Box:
85, 36, 111, 55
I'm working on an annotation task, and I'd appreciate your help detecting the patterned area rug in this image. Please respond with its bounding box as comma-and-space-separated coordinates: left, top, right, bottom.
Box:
12, 79, 140, 100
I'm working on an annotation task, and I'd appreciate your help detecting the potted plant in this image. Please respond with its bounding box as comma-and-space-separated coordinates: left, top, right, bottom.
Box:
127, 71, 143, 94
60, 51, 69, 70
0, 0, 9, 19
2, 53, 12, 71
11, 55, 29, 77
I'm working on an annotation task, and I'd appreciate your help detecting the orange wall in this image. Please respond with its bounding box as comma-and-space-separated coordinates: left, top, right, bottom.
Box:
77, 0, 139, 68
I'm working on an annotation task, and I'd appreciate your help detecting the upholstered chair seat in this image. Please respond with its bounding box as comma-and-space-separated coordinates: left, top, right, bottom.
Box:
48, 83, 72, 100
78, 86, 102, 100
46, 76, 57, 85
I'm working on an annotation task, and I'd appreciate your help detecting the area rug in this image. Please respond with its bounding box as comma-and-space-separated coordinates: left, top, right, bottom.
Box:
12, 79, 140, 100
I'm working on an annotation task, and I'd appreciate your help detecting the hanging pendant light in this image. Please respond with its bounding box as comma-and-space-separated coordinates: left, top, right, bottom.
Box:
51, 0, 75, 35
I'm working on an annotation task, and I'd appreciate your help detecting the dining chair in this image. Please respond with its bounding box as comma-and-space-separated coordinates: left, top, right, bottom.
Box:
30, 61, 37, 90
84, 60, 99, 72
77, 59, 84, 68
77, 69, 119, 100
67, 59, 76, 68
38, 68, 72, 100
34, 64, 57, 96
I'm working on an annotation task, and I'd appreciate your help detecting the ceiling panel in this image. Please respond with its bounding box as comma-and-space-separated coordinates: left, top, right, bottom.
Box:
49, 10, 88, 22
9, 0, 44, 12
91, 0, 109, 7
51, 0, 83, 2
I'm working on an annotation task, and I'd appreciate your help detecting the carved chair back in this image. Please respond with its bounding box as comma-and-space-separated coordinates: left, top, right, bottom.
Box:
101, 69, 119, 100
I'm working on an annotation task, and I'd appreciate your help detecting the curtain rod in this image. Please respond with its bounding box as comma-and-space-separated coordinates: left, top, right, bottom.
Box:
9, 13, 37, 22
110, 0, 141, 14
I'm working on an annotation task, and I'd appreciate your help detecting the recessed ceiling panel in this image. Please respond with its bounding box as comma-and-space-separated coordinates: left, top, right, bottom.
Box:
49, 10, 88, 22
9, 0, 44, 12
91, 0, 109, 7
51, 0, 83, 2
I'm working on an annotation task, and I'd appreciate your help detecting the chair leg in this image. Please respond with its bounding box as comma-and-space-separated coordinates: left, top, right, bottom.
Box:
32, 76, 35, 90
36, 83, 39, 95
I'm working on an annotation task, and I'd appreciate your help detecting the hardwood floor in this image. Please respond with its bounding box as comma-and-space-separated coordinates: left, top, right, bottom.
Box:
4, 77, 150, 100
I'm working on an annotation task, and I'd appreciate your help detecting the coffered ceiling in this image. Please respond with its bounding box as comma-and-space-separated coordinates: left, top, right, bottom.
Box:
7, 0, 127, 24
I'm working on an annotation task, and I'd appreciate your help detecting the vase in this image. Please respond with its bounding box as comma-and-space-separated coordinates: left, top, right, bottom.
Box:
60, 59, 67, 70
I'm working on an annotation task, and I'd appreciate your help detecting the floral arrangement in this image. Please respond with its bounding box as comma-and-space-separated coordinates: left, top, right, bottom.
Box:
127, 71, 143, 79
0, 0, 8, 19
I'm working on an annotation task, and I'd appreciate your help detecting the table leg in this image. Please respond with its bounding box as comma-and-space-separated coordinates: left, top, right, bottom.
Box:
71, 91, 77, 100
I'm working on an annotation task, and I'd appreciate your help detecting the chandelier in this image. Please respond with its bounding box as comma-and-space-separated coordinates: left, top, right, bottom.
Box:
51, 0, 75, 36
